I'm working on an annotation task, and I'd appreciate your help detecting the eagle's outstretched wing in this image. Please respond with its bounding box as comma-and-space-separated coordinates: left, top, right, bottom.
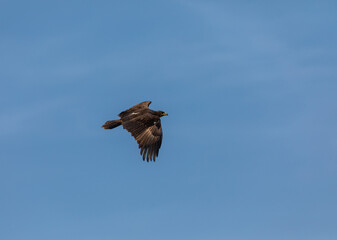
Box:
118, 101, 151, 118
121, 113, 162, 162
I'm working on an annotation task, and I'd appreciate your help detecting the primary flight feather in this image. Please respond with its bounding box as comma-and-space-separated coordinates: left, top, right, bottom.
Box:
102, 101, 168, 162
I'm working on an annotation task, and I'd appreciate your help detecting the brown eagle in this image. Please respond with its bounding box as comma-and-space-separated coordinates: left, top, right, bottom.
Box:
102, 101, 168, 162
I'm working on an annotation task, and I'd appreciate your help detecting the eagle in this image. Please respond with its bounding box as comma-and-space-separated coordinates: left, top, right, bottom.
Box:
102, 101, 168, 162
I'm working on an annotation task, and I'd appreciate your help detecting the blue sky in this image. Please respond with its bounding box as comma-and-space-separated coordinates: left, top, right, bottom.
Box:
1, 0, 337, 239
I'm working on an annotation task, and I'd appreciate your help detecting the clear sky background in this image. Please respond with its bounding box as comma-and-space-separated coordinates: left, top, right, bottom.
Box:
1, 1, 337, 239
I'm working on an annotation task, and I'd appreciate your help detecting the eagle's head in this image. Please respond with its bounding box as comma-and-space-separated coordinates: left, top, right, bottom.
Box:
159, 111, 168, 117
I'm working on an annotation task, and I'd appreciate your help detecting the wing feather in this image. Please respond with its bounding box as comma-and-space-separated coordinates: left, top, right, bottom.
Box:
118, 101, 152, 118
122, 116, 162, 162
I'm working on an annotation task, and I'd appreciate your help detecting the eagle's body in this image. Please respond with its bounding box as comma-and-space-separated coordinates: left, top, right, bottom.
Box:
102, 101, 167, 162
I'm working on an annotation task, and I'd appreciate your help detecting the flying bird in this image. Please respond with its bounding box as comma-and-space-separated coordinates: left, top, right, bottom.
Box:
102, 101, 168, 162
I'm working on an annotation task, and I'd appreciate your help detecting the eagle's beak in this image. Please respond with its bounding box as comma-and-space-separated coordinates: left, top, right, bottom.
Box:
162, 112, 168, 116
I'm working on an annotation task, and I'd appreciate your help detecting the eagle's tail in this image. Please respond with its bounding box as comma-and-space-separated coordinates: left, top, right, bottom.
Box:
102, 119, 122, 129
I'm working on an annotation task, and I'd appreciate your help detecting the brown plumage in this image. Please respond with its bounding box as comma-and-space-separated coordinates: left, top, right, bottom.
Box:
102, 101, 168, 162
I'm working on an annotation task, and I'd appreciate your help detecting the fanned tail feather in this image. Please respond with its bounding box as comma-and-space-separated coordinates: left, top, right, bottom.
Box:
102, 119, 122, 129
